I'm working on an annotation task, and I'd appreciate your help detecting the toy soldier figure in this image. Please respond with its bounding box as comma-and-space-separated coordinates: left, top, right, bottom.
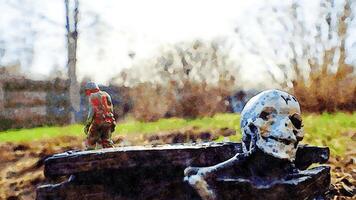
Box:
84, 82, 116, 150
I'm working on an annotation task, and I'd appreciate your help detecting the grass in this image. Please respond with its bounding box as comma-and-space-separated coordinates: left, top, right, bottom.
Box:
0, 124, 83, 142
117, 113, 240, 134
0, 112, 354, 156
217, 112, 356, 156
301, 112, 355, 156
0, 113, 239, 143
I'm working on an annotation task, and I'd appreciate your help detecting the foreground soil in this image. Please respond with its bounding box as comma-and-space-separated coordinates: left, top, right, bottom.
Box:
0, 129, 354, 200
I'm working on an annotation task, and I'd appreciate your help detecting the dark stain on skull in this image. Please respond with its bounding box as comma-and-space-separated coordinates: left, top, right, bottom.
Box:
281, 95, 292, 105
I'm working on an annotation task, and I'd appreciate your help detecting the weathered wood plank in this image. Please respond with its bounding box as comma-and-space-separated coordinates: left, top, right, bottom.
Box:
3, 78, 68, 91
215, 166, 331, 200
4, 106, 47, 120
44, 143, 329, 178
295, 144, 330, 170
38, 143, 330, 200
4, 91, 47, 107
0, 82, 4, 112
44, 143, 242, 178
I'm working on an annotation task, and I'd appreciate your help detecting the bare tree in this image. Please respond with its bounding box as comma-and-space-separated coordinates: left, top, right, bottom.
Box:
273, 0, 354, 112
115, 39, 239, 89
65, 0, 80, 123
273, 0, 353, 86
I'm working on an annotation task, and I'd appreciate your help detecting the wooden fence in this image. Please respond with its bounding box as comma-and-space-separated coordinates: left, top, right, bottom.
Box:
0, 76, 131, 130
0, 77, 70, 130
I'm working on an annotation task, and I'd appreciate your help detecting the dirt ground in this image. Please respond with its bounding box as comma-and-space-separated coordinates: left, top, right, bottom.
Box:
0, 129, 354, 200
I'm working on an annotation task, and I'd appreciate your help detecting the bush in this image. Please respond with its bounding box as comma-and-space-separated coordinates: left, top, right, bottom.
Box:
116, 39, 238, 121
129, 80, 232, 121
292, 67, 355, 113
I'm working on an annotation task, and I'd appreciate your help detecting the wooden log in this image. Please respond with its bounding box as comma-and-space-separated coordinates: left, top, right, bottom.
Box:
38, 143, 330, 200
4, 106, 47, 120
0, 81, 4, 112
44, 143, 242, 178
3, 78, 68, 92
4, 91, 47, 107
215, 166, 331, 200
37, 184, 118, 200
44, 143, 329, 178
294, 144, 330, 170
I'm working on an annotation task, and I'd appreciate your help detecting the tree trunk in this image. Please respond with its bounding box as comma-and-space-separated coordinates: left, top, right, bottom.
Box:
65, 0, 80, 123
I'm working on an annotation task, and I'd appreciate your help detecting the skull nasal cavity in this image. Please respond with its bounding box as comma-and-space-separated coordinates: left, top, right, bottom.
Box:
248, 124, 258, 133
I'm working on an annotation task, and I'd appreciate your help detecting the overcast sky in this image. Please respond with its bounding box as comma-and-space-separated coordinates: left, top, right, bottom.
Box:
0, 0, 355, 87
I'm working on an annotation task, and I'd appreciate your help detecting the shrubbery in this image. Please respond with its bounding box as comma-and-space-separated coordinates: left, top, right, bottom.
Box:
292, 66, 355, 113
116, 40, 237, 121
129, 80, 232, 121
115, 37, 355, 122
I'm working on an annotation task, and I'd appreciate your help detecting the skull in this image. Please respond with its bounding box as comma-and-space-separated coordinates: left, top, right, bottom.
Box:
240, 89, 304, 161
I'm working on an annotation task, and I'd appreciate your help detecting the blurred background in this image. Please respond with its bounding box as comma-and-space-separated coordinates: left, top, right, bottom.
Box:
0, 0, 355, 199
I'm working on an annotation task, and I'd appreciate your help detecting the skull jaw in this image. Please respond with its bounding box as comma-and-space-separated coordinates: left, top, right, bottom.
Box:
256, 138, 297, 162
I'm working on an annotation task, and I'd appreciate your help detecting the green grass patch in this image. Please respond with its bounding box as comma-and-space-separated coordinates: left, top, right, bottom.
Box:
302, 112, 355, 156
117, 113, 240, 135
0, 113, 240, 143
0, 124, 83, 142
0, 112, 354, 156
218, 112, 356, 156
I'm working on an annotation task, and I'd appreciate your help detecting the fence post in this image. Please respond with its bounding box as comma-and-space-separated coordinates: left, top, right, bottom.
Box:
65, 0, 80, 123
0, 81, 4, 114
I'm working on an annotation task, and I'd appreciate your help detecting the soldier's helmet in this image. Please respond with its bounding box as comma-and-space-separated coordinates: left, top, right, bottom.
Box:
85, 82, 99, 91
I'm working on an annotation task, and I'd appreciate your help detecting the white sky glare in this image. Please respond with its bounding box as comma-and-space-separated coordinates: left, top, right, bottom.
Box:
77, 0, 249, 83
0, 0, 354, 86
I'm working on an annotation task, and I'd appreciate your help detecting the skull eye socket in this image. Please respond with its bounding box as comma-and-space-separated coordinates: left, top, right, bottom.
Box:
259, 107, 275, 120
289, 113, 303, 129
259, 111, 270, 120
